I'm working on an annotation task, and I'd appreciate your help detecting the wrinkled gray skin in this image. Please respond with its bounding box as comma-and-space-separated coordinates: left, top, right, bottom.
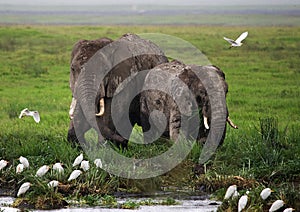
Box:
140, 60, 235, 145
67, 33, 168, 147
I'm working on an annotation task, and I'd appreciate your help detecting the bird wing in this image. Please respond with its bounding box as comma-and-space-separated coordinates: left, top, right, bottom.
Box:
32, 111, 40, 123
223, 37, 237, 45
235, 31, 248, 44
19, 108, 29, 118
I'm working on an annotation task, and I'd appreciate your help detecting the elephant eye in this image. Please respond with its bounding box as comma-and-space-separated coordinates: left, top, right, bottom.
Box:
155, 99, 161, 105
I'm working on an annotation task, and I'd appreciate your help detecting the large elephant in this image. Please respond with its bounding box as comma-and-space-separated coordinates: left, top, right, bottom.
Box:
140, 60, 237, 145
67, 33, 168, 147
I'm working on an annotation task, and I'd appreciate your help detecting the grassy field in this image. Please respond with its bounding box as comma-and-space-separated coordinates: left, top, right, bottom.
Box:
0, 25, 299, 210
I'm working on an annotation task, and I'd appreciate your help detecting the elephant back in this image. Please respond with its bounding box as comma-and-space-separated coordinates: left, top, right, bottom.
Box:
104, 33, 168, 98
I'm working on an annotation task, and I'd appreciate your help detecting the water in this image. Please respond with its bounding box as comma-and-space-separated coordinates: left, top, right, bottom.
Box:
0, 196, 220, 212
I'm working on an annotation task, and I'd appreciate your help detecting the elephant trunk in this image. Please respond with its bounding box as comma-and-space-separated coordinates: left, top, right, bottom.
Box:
75, 65, 102, 139
191, 65, 228, 164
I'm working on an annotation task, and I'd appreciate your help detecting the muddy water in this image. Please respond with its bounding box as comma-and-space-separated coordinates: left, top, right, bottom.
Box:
0, 196, 220, 212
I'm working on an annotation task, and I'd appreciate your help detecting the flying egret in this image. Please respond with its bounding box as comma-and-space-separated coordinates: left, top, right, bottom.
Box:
53, 162, 64, 173
19, 156, 29, 168
17, 182, 31, 197
19, 108, 40, 123
72, 153, 83, 167
94, 158, 103, 168
269, 200, 284, 212
68, 170, 82, 181
47, 180, 60, 188
223, 31, 248, 48
16, 164, 24, 174
283, 208, 295, 212
80, 160, 89, 172
36, 165, 50, 177
260, 188, 273, 200
0, 160, 8, 170
224, 185, 237, 200
238, 191, 249, 212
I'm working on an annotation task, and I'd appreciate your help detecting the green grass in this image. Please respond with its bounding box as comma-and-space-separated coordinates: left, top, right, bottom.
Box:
0, 25, 299, 210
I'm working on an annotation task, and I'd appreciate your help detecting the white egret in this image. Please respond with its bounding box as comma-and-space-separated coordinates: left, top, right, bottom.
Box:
283, 208, 295, 212
72, 153, 83, 167
80, 160, 89, 172
19, 156, 29, 168
223, 31, 248, 48
19, 108, 40, 123
16, 164, 24, 174
232, 190, 240, 199
224, 185, 237, 200
47, 180, 60, 188
269, 200, 284, 212
238, 191, 249, 212
35, 165, 50, 177
0, 160, 8, 170
53, 162, 64, 173
68, 170, 82, 181
260, 188, 273, 200
17, 182, 31, 197
94, 158, 102, 168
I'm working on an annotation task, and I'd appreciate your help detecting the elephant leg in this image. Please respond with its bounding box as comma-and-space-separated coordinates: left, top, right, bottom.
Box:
169, 110, 181, 141
96, 98, 128, 149
67, 119, 91, 147
100, 125, 128, 149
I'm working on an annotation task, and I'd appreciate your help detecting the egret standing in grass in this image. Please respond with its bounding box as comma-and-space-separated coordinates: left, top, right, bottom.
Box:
19, 156, 29, 168
224, 185, 237, 200
72, 153, 83, 167
269, 200, 284, 212
16, 164, 24, 174
19, 108, 40, 123
80, 160, 89, 172
232, 190, 239, 199
94, 158, 103, 168
0, 160, 8, 170
53, 162, 64, 173
68, 170, 82, 181
238, 191, 249, 212
223, 31, 248, 48
260, 188, 273, 200
47, 180, 60, 188
17, 182, 31, 197
36, 165, 50, 177
283, 208, 295, 212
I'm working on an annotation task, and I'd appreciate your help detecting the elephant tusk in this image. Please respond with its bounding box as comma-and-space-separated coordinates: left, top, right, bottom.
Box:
227, 117, 238, 129
96, 98, 105, 116
69, 97, 77, 120
203, 116, 210, 130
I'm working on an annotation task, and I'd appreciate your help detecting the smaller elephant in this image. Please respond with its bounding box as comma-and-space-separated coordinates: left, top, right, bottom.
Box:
140, 60, 237, 144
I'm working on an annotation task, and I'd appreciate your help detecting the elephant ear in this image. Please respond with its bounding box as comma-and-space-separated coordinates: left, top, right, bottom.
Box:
191, 65, 228, 164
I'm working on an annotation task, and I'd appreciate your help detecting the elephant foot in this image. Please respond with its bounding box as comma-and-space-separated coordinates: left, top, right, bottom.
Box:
112, 135, 128, 150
